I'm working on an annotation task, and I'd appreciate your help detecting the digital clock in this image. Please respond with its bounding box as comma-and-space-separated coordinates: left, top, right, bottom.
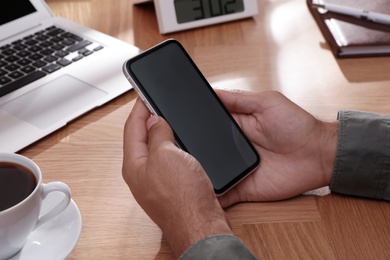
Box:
152, 0, 259, 34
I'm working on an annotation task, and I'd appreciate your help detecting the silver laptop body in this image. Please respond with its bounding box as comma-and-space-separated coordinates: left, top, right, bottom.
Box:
0, 0, 139, 152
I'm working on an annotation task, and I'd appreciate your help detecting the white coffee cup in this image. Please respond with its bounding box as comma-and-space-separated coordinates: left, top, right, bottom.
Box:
0, 153, 71, 260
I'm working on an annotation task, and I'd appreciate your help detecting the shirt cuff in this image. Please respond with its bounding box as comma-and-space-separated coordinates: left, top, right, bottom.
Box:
331, 110, 390, 201
179, 234, 257, 260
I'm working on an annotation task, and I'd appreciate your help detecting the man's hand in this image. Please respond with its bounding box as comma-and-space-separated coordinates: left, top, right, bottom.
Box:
216, 90, 338, 207
122, 98, 232, 257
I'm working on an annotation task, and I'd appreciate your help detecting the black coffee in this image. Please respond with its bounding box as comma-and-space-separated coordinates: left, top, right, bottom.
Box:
0, 162, 37, 211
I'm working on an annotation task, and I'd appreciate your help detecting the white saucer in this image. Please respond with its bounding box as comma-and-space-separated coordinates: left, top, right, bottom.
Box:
9, 191, 82, 260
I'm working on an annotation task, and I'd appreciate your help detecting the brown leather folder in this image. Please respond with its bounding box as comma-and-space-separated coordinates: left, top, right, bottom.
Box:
307, 0, 390, 58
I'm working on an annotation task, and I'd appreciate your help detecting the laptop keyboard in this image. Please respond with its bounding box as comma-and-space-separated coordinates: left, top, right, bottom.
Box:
0, 26, 103, 98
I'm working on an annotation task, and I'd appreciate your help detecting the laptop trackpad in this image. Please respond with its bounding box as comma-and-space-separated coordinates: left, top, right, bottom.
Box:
1, 75, 107, 129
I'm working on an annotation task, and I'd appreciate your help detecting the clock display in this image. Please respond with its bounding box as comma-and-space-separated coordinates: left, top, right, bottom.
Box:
174, 0, 244, 24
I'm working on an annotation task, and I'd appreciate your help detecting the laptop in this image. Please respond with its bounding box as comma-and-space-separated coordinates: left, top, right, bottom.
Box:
0, 0, 140, 153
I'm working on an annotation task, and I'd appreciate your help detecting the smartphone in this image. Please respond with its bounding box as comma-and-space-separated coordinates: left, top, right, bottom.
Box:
122, 39, 260, 195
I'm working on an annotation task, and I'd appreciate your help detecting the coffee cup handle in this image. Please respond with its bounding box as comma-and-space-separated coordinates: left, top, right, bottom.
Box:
35, 182, 71, 229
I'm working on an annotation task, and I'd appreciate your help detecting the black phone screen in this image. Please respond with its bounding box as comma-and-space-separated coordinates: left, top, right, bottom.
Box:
125, 40, 260, 194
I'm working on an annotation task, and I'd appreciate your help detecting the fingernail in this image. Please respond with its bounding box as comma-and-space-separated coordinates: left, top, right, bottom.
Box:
146, 115, 160, 130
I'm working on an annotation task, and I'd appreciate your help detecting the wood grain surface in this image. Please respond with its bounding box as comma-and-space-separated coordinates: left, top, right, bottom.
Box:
23, 0, 390, 259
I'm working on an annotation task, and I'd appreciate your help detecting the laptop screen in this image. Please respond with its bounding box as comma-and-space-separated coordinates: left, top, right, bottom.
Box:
1, 0, 37, 26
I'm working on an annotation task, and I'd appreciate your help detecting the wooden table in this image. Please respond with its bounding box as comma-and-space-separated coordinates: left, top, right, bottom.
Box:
24, 0, 390, 259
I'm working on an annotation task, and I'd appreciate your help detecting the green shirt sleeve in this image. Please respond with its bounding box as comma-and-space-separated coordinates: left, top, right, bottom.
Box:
331, 110, 390, 201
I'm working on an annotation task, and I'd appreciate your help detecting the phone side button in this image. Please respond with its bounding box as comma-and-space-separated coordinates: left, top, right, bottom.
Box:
136, 90, 147, 102
145, 102, 156, 115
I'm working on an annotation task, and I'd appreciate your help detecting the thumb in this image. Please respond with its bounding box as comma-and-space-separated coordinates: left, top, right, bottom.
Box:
146, 116, 176, 149
215, 89, 260, 114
